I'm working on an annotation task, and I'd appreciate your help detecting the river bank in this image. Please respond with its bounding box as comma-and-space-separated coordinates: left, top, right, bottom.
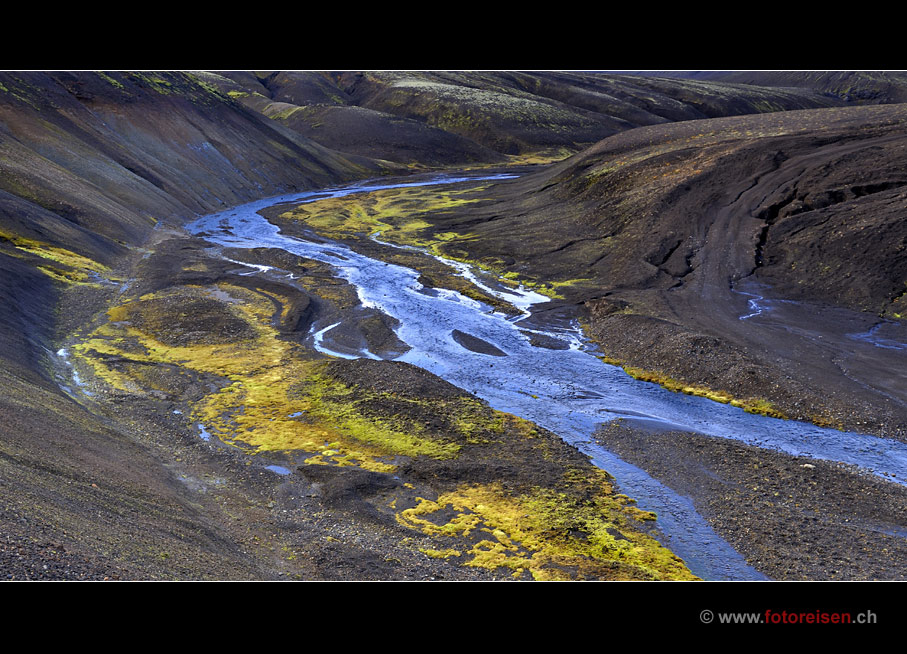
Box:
381, 109, 907, 442
596, 421, 907, 580
254, 172, 907, 579
49, 171, 907, 580
56, 212, 697, 580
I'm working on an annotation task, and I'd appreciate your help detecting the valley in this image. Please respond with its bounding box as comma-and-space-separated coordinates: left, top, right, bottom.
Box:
2, 71, 906, 582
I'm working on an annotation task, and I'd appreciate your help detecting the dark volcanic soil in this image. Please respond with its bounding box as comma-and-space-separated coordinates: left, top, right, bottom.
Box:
14, 229, 695, 581
409, 105, 907, 439
9, 234, 505, 581
4, 75, 907, 582
595, 421, 907, 580
208, 71, 846, 168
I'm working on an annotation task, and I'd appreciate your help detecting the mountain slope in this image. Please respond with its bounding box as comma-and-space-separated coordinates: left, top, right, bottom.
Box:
635, 71, 907, 104
2, 70, 905, 581
208, 70, 847, 167
0, 71, 389, 579
406, 103, 907, 436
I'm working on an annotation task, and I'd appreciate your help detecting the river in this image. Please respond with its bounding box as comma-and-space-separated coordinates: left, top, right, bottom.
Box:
187, 172, 907, 581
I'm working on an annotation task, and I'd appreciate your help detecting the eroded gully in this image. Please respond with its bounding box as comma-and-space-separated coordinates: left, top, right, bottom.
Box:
186, 173, 907, 581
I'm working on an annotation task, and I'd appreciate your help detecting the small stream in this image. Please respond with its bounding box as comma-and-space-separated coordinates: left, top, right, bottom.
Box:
187, 173, 907, 581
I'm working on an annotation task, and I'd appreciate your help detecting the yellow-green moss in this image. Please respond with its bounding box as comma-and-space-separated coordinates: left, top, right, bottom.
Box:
396, 478, 697, 580
611, 359, 787, 419
71, 284, 459, 469
504, 147, 576, 165
421, 548, 462, 559
279, 185, 483, 246
298, 371, 461, 460
268, 105, 305, 121
278, 183, 566, 302
96, 72, 125, 90
65, 276, 700, 580
1, 230, 109, 284
36, 265, 103, 287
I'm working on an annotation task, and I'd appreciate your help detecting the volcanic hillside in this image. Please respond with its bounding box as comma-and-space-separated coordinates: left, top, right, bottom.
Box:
633, 71, 907, 104
1, 70, 905, 580
409, 103, 907, 435
206, 70, 848, 167
0, 71, 385, 579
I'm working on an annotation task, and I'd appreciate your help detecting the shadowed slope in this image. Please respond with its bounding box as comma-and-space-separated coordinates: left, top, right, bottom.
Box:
0, 71, 385, 579
637, 71, 907, 104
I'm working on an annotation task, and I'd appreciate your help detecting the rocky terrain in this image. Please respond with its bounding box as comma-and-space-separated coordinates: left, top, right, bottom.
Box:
206, 70, 846, 167
0, 71, 382, 580
1, 71, 905, 582
635, 71, 907, 104
407, 104, 907, 437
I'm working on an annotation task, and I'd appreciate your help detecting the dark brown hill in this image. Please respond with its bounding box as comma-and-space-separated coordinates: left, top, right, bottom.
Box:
209, 70, 846, 167
637, 71, 907, 104
2, 71, 905, 580
260, 104, 503, 167
0, 72, 377, 249
0, 70, 381, 401
429, 104, 907, 315
0, 71, 386, 579
417, 104, 907, 435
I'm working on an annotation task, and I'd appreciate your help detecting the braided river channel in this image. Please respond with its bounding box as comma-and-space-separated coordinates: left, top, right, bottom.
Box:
187, 173, 907, 581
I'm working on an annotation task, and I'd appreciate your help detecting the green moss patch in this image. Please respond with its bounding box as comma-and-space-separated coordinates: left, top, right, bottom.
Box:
611, 359, 788, 419
276, 182, 590, 303
73, 284, 460, 469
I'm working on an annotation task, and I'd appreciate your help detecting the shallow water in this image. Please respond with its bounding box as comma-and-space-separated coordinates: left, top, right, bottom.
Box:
848, 321, 907, 351
187, 174, 907, 580
55, 347, 94, 397
197, 423, 212, 442
734, 278, 907, 353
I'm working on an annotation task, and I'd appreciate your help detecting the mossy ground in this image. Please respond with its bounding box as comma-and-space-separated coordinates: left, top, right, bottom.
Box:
273, 180, 792, 422
63, 246, 698, 581
276, 184, 483, 246
397, 476, 693, 580
0, 229, 111, 286
273, 182, 589, 304
73, 284, 461, 469
612, 360, 788, 420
